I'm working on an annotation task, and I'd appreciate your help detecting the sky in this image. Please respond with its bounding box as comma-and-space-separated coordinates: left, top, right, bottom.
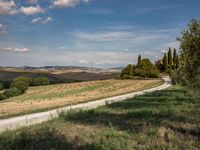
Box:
0, 0, 200, 68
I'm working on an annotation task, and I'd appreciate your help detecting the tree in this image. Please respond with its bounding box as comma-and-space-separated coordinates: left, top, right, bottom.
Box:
0, 83, 3, 91
11, 81, 29, 93
140, 58, 154, 70
173, 48, 177, 69
13, 77, 32, 85
168, 47, 173, 69
176, 54, 179, 69
134, 58, 159, 78
33, 77, 50, 86
163, 53, 168, 71
120, 64, 133, 77
137, 54, 142, 68
175, 19, 200, 93
3, 87, 21, 98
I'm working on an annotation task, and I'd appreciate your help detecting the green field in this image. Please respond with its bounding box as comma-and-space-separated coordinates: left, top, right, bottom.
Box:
0, 86, 199, 150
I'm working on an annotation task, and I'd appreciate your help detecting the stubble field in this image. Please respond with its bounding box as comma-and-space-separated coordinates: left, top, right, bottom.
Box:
0, 78, 161, 118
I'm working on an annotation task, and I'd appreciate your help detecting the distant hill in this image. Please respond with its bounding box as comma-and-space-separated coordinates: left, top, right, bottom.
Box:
0, 66, 121, 87
0, 70, 67, 87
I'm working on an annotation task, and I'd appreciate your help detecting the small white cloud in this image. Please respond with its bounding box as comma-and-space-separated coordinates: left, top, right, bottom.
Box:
52, 0, 91, 8
124, 49, 129, 52
1, 47, 30, 52
0, 0, 17, 15
58, 46, 68, 50
41, 17, 52, 24
0, 24, 6, 34
31, 17, 42, 23
14, 48, 29, 52
20, 5, 44, 15
31, 16, 52, 24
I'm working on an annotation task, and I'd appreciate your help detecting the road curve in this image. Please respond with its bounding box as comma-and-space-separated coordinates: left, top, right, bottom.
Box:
0, 77, 171, 133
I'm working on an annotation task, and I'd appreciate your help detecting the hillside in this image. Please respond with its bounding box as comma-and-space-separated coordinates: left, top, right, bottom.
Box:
0, 78, 161, 118
0, 66, 120, 86
0, 70, 67, 85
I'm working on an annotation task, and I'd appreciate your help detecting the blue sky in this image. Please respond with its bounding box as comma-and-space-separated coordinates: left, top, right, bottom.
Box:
0, 0, 200, 68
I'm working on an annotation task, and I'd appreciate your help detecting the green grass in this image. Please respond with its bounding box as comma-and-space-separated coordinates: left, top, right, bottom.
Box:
0, 86, 199, 150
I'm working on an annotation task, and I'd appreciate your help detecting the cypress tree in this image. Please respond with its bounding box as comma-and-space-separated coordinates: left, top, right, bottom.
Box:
163, 53, 168, 71
173, 48, 177, 69
168, 47, 173, 69
176, 54, 179, 69
137, 54, 142, 68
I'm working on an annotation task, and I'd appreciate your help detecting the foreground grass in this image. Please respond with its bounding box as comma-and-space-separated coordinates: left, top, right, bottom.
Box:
0, 86, 199, 150
0, 79, 161, 118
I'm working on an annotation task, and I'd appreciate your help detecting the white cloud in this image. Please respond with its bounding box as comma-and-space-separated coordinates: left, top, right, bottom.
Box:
20, 5, 44, 15
0, 0, 17, 15
31, 17, 42, 23
75, 31, 161, 43
31, 16, 52, 24
14, 48, 29, 52
41, 17, 52, 24
0, 24, 6, 34
27, 0, 38, 4
1, 47, 30, 52
57, 46, 68, 50
124, 49, 129, 52
52, 0, 91, 8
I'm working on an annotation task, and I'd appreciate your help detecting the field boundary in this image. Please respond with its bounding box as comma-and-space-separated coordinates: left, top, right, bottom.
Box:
0, 77, 171, 132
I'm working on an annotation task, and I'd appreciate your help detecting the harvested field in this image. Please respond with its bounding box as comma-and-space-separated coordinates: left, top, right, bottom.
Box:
0, 79, 161, 118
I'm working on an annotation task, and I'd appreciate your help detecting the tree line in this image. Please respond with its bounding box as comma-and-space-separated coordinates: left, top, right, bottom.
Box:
155, 48, 179, 74
120, 55, 159, 79
172, 19, 200, 97
0, 77, 49, 100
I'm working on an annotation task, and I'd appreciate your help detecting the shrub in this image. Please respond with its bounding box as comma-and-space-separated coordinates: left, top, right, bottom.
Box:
121, 75, 133, 79
0, 93, 6, 100
3, 87, 22, 98
13, 77, 32, 85
33, 77, 49, 86
147, 69, 160, 78
134, 69, 159, 78
11, 81, 29, 93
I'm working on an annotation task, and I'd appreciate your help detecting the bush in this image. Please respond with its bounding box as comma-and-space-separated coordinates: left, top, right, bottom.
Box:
13, 77, 32, 85
134, 69, 159, 78
121, 75, 133, 79
11, 81, 29, 93
33, 77, 49, 86
3, 87, 22, 98
0, 93, 6, 100
147, 69, 160, 78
